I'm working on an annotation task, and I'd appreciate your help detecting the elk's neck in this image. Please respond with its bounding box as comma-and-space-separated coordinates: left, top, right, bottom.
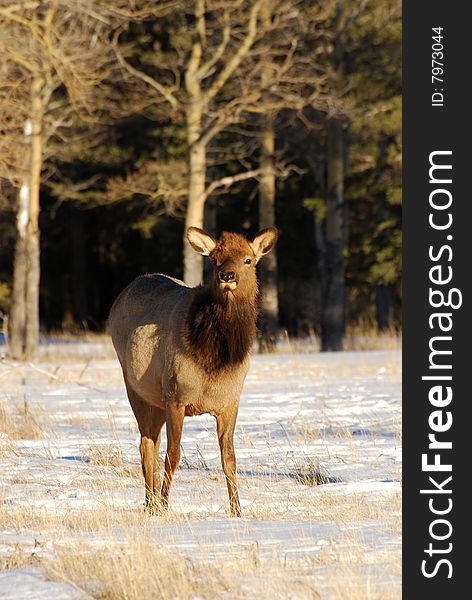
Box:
185, 286, 258, 372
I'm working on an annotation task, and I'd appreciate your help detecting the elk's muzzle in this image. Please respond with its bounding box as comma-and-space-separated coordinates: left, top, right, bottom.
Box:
218, 270, 237, 291
219, 270, 236, 283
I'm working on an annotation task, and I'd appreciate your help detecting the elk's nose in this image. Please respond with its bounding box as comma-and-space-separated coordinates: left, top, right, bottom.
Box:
219, 270, 236, 283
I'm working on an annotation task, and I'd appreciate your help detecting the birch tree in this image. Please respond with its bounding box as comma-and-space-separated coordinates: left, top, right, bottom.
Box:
0, 0, 118, 359
245, 0, 335, 351
115, 0, 292, 285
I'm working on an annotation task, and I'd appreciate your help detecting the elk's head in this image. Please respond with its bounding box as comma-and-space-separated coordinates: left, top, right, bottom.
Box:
187, 227, 278, 298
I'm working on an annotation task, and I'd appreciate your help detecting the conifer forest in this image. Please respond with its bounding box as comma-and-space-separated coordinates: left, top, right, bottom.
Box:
0, 0, 401, 358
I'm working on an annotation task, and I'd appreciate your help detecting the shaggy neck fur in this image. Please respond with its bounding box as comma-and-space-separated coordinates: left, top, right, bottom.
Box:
186, 286, 258, 372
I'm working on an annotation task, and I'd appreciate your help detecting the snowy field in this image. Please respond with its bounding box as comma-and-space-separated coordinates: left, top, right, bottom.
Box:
0, 342, 401, 599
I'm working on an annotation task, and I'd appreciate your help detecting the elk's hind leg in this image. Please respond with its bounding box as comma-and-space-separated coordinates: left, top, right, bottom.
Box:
125, 381, 166, 513
161, 402, 185, 510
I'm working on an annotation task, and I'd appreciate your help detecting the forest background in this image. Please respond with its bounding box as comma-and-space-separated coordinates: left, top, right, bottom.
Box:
0, 0, 401, 359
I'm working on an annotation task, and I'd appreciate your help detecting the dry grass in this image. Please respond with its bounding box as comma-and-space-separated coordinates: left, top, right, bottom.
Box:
36, 334, 117, 363
279, 324, 401, 353
46, 539, 322, 600
87, 444, 139, 477
2, 327, 401, 368
0, 397, 49, 441
343, 326, 401, 352
0, 467, 401, 599
0, 349, 401, 598
0, 543, 41, 571
317, 491, 401, 529
36, 512, 400, 600
88, 443, 125, 469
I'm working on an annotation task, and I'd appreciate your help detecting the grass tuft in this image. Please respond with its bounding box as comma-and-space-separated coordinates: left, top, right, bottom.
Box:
0, 398, 48, 441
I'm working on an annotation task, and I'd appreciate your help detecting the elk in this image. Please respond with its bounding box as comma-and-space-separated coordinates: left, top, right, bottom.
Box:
108, 226, 277, 516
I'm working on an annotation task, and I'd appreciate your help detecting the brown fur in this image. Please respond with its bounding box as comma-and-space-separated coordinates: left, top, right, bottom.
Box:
185, 287, 258, 372
108, 227, 277, 516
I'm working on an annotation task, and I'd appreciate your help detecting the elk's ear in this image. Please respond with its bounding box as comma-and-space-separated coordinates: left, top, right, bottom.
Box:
250, 227, 278, 263
187, 227, 217, 256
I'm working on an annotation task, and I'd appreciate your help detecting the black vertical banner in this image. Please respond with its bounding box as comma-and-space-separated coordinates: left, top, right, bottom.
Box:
403, 2, 470, 598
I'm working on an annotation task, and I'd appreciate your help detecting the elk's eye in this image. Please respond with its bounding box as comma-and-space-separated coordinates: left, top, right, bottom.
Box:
244, 258, 252, 265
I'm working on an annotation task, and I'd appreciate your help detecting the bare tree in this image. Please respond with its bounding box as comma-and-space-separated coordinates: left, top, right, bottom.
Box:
114, 0, 316, 285
113, 2, 337, 352
256, 1, 279, 352
242, 0, 335, 351
0, 0, 120, 359
113, 1, 256, 284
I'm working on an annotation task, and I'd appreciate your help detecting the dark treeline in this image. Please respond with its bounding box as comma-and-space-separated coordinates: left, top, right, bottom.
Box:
0, 0, 401, 358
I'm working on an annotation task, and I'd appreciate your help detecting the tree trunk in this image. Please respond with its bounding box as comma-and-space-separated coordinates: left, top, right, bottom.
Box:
8, 215, 28, 359
322, 117, 345, 351
257, 0, 278, 353
376, 284, 392, 332
71, 207, 88, 329
374, 137, 392, 333
183, 101, 206, 287
307, 157, 326, 338
258, 110, 279, 353
9, 77, 43, 360
313, 214, 325, 336
203, 194, 217, 284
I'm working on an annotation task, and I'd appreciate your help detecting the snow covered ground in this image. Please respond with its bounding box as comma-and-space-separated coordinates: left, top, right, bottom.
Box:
0, 345, 401, 599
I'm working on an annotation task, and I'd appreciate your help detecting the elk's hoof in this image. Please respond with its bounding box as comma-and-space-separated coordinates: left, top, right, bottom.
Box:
145, 496, 166, 516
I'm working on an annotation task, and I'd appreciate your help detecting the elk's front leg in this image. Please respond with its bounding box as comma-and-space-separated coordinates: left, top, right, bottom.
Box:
216, 403, 241, 517
148, 406, 166, 512
161, 402, 185, 509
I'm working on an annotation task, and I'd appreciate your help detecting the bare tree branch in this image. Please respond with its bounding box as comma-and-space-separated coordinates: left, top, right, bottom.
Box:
203, 0, 264, 105
112, 29, 179, 109
204, 167, 261, 199
196, 9, 230, 80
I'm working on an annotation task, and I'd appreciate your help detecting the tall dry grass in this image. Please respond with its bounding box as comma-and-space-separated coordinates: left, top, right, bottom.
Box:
0, 458, 401, 597
46, 539, 322, 600
279, 323, 401, 353
0, 397, 49, 442
41, 510, 400, 600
